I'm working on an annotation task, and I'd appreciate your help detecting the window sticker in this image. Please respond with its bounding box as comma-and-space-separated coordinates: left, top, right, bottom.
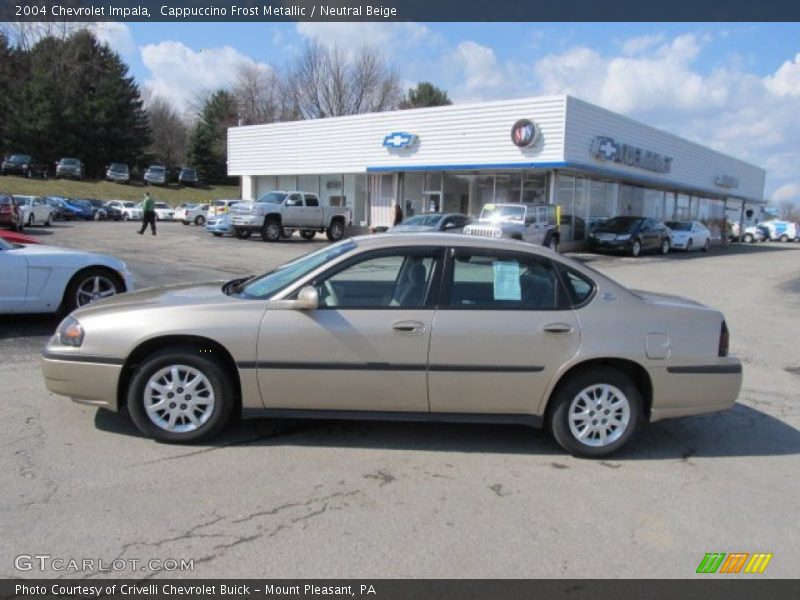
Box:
493, 261, 521, 301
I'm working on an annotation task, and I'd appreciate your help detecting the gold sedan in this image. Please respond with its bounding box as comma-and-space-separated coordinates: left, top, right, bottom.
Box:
41, 234, 742, 456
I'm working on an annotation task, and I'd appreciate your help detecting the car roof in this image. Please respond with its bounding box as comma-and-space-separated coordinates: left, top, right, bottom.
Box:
351, 232, 556, 254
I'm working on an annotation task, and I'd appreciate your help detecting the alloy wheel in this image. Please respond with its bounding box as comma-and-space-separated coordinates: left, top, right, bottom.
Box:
75, 274, 118, 307
143, 365, 215, 433
567, 383, 631, 448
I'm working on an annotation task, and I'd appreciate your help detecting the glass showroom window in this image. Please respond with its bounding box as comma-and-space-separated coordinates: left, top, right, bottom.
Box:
643, 189, 666, 220
676, 193, 691, 220
402, 172, 425, 218
709, 199, 726, 240
555, 174, 575, 242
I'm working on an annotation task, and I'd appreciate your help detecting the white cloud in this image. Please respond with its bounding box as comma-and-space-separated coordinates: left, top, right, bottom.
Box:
621, 33, 666, 55
764, 52, 800, 97
770, 182, 800, 203
295, 22, 434, 56
90, 22, 134, 58
140, 42, 269, 113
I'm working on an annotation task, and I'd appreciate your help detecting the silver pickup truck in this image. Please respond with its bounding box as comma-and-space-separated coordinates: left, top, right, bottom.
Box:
230, 191, 352, 242
463, 203, 560, 250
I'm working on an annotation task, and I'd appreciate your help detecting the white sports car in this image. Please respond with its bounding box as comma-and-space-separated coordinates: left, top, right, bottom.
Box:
0, 237, 134, 314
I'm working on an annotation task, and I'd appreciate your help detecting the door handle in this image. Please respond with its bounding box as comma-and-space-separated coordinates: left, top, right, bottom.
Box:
392, 320, 426, 335
543, 323, 573, 334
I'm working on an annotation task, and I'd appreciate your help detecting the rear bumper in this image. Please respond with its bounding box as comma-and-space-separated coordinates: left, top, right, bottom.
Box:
41, 351, 123, 411
649, 360, 742, 422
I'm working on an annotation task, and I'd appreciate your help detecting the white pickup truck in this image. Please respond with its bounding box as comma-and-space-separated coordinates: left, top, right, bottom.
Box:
230, 191, 352, 242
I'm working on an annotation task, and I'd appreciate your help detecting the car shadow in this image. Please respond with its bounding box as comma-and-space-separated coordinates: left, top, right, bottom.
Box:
93, 401, 799, 460
0, 313, 60, 339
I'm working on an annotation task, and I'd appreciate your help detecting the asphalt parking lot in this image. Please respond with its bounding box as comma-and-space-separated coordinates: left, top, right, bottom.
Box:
1, 220, 798, 579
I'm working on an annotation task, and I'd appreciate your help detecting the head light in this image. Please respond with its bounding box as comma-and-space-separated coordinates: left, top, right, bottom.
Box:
57, 316, 84, 347
615, 234, 631, 240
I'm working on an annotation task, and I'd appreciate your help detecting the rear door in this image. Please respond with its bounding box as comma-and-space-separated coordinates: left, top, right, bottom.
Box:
302, 194, 323, 227
428, 247, 580, 416
282, 193, 304, 226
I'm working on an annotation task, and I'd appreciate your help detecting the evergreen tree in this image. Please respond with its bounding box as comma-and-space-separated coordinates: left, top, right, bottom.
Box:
188, 90, 238, 184
399, 82, 452, 109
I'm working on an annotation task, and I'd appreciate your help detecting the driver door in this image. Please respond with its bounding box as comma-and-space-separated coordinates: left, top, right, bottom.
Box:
256, 247, 443, 413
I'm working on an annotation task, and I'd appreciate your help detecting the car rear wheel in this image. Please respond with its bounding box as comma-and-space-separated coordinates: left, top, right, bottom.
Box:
327, 220, 345, 242
660, 238, 670, 255
630, 240, 641, 257
743, 233, 753, 243
127, 349, 234, 442
93, 211, 101, 221
63, 268, 124, 313
44, 213, 52, 227
122, 213, 130, 221
262, 219, 282, 242
300, 230, 316, 240
234, 229, 251, 239
686, 239, 693, 252
549, 367, 643, 457
194, 215, 205, 226
780, 234, 789, 242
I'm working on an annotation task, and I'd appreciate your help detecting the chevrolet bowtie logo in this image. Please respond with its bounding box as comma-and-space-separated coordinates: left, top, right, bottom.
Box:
383, 132, 417, 149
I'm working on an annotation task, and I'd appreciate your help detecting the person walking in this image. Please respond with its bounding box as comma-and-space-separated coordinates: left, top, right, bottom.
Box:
393, 202, 404, 226
138, 192, 157, 236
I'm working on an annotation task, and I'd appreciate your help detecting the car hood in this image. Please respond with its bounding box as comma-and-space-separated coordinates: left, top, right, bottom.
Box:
72, 281, 234, 318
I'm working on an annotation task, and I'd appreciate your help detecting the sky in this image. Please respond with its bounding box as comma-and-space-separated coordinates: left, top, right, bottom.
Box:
88, 21, 800, 204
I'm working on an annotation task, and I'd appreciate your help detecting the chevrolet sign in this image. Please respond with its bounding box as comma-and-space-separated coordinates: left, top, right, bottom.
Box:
383, 132, 418, 149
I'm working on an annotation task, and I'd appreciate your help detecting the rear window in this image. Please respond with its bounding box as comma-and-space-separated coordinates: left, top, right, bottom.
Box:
556, 264, 596, 307
0, 196, 11, 205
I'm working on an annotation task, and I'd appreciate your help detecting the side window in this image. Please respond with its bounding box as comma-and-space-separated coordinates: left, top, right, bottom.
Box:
556, 264, 596, 307
286, 194, 302, 207
447, 251, 559, 310
304, 195, 319, 207
317, 251, 435, 309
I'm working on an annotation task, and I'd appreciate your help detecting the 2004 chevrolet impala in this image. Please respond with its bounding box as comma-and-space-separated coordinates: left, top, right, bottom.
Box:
41, 234, 742, 456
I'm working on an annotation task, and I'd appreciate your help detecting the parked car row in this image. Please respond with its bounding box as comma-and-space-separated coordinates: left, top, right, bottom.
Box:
734, 220, 799, 243
588, 217, 716, 257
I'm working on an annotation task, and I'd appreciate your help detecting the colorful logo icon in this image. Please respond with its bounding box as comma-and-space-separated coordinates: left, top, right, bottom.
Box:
696, 552, 773, 574
511, 119, 537, 148
383, 132, 418, 149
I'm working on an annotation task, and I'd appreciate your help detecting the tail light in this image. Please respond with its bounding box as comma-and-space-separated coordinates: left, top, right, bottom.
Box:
0, 205, 10, 214
718, 320, 729, 357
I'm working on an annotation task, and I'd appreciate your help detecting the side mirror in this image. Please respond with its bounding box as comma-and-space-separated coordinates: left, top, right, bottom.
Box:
268, 285, 319, 311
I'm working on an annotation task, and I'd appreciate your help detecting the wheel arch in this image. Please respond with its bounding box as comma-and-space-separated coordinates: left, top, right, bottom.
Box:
542, 357, 654, 426
263, 212, 282, 225
116, 335, 242, 414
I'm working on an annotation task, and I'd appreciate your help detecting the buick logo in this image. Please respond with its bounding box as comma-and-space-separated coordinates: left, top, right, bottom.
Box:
511, 119, 537, 148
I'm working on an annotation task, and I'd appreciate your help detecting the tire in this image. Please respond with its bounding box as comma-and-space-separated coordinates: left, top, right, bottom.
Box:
93, 211, 101, 221
702, 238, 710, 253
549, 367, 643, 457
780, 234, 789, 242
62, 267, 124, 314
326, 219, 345, 242
127, 347, 235, 443
194, 215, 205, 226
122, 213, 130, 221
235, 229, 252, 240
300, 230, 316, 240
630, 240, 641, 257
660, 238, 670, 255
743, 233, 753, 243
213, 232, 222, 237
262, 219, 282, 242
182, 221, 190, 226
686, 239, 693, 252
44, 213, 52, 227
28, 213, 35, 227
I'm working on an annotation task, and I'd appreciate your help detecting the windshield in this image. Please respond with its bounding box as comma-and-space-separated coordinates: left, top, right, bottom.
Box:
149, 166, 165, 174
665, 221, 691, 231
12, 196, 31, 205
181, 169, 196, 177
8, 154, 30, 164
0, 196, 11, 205
256, 192, 286, 204
61, 158, 80, 166
597, 217, 643, 232
402, 214, 444, 227
238, 240, 358, 300
109, 163, 127, 172
479, 204, 525, 221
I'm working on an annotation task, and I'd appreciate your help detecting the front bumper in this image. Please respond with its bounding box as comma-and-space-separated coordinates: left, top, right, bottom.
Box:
588, 238, 633, 252
232, 215, 261, 229
41, 350, 123, 411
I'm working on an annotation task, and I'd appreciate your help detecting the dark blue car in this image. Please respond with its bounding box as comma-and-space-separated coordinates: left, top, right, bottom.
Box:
64, 199, 95, 221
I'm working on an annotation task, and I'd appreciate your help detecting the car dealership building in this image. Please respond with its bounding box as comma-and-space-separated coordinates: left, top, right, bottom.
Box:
228, 95, 766, 245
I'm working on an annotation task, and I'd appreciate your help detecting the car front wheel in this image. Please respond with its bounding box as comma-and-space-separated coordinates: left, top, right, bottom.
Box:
702, 238, 710, 252
630, 240, 641, 257
262, 219, 282, 242
660, 238, 671, 255
549, 367, 643, 457
127, 349, 234, 442
63, 268, 124, 313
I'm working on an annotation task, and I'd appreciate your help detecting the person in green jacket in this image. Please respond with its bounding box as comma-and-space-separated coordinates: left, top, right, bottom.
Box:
138, 192, 157, 236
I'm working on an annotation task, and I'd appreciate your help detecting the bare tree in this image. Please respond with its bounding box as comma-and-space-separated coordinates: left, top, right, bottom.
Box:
232, 63, 289, 125
144, 94, 189, 167
778, 199, 797, 221
287, 41, 401, 119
